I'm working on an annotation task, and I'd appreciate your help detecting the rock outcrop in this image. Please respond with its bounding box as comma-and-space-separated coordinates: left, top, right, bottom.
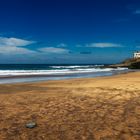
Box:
108, 58, 140, 69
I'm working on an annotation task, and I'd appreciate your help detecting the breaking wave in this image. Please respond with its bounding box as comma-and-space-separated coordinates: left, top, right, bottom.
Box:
0, 67, 128, 76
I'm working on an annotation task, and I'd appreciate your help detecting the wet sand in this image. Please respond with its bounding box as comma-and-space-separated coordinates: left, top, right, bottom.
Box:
0, 71, 140, 140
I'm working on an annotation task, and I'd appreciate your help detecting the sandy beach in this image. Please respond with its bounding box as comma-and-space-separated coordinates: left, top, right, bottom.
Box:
0, 71, 140, 140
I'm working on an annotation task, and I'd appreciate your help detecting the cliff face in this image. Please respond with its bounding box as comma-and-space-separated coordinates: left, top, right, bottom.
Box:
109, 58, 140, 69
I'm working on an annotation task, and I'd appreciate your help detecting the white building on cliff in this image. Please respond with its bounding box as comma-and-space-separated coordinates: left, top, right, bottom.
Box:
134, 51, 140, 58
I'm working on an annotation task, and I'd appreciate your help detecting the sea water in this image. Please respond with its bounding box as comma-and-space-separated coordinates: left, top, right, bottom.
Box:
0, 64, 130, 84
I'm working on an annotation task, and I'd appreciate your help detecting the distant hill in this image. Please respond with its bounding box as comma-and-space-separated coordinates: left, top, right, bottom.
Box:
108, 58, 140, 69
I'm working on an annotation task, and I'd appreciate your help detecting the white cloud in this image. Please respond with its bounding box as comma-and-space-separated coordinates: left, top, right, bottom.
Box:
0, 46, 36, 55
0, 37, 35, 47
86, 43, 122, 48
57, 43, 67, 48
133, 10, 140, 14
0, 37, 36, 55
39, 47, 69, 54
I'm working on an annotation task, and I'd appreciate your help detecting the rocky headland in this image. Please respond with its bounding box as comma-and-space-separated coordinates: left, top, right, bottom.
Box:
108, 58, 140, 69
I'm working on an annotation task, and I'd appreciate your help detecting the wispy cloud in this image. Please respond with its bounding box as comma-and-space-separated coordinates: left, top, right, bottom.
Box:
127, 4, 140, 15
0, 37, 36, 55
57, 43, 67, 48
133, 9, 140, 14
0, 46, 35, 55
38, 47, 69, 54
0, 37, 35, 47
86, 43, 122, 48
0, 37, 70, 55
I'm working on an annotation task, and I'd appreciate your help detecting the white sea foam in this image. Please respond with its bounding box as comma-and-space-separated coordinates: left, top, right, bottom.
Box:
49, 65, 96, 69
0, 67, 128, 76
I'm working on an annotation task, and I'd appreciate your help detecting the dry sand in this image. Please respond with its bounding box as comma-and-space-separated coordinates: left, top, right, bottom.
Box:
0, 72, 140, 140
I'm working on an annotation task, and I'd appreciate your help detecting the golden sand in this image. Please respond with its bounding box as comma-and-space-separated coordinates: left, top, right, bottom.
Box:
0, 72, 140, 140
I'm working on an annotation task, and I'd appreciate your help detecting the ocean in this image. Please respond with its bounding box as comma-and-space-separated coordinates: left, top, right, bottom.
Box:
0, 64, 130, 84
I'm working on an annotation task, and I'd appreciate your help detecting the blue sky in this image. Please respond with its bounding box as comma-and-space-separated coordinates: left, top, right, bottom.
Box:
0, 0, 140, 64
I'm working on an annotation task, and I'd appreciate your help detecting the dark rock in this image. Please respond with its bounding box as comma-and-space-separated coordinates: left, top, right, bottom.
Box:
107, 58, 140, 69
25, 122, 37, 129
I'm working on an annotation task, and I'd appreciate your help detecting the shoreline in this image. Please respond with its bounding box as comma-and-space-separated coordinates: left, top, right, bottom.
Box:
1, 71, 140, 139
0, 70, 139, 91
0, 68, 133, 84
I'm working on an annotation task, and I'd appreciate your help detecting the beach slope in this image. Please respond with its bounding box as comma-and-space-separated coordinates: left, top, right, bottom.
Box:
0, 72, 140, 139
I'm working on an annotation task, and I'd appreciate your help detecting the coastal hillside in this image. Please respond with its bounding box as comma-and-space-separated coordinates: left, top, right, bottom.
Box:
109, 58, 140, 69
